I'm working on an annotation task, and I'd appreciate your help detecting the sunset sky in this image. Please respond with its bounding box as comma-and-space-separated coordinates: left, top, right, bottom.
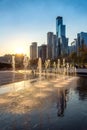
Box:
0, 0, 87, 56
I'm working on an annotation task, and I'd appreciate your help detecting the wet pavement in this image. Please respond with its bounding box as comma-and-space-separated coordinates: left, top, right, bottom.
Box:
0, 70, 38, 86
0, 74, 87, 130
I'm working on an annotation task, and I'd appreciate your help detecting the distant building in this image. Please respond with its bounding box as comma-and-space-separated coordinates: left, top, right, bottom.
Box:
41, 44, 47, 61
38, 44, 47, 61
38, 46, 42, 58
52, 35, 57, 59
47, 32, 58, 60
30, 42, 37, 60
77, 32, 87, 55
77, 32, 87, 46
47, 32, 53, 59
69, 39, 77, 55
56, 16, 68, 57
0, 55, 12, 64
56, 16, 65, 38
77, 32, 87, 54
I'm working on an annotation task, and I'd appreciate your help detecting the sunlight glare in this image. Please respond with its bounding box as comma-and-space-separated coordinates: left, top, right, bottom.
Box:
15, 47, 25, 54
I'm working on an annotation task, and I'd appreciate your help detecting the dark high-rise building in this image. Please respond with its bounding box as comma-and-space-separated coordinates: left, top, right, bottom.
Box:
52, 35, 57, 59
47, 32, 53, 59
56, 16, 65, 37
56, 16, 63, 26
56, 16, 68, 57
77, 32, 87, 46
69, 39, 77, 55
38, 44, 47, 61
41, 44, 47, 61
30, 42, 37, 60
77, 32, 87, 55
38, 46, 42, 58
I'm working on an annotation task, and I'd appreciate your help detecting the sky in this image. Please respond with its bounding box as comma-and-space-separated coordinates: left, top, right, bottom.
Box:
0, 0, 87, 56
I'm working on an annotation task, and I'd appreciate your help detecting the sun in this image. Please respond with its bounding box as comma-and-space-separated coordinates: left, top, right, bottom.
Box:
15, 47, 25, 55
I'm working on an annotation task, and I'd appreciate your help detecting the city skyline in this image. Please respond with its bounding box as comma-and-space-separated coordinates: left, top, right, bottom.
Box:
0, 0, 87, 56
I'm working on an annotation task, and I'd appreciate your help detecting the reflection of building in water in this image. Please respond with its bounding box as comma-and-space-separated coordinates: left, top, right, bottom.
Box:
76, 77, 87, 100
57, 88, 67, 117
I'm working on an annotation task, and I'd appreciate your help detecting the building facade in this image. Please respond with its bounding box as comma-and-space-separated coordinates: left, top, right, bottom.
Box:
77, 32, 87, 46
47, 32, 53, 59
56, 16, 68, 57
38, 46, 42, 59
52, 35, 57, 59
76, 32, 87, 55
30, 42, 37, 60
38, 44, 47, 61
69, 39, 77, 55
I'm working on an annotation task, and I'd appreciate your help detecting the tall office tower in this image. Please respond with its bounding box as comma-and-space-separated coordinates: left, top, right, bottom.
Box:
47, 32, 53, 59
77, 32, 87, 55
41, 44, 47, 61
38, 44, 47, 61
52, 35, 57, 59
69, 39, 77, 55
56, 16, 68, 57
77, 32, 87, 46
30, 42, 37, 60
56, 16, 65, 37
38, 46, 42, 58
30, 45, 33, 59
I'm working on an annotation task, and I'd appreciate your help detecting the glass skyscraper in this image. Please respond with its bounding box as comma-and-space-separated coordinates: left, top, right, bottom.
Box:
47, 32, 53, 59
52, 35, 57, 59
56, 16, 65, 38
77, 32, 87, 55
56, 16, 68, 57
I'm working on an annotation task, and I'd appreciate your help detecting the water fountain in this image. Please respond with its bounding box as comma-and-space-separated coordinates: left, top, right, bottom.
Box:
47, 59, 50, 73
53, 61, 56, 73
63, 58, 66, 75
44, 59, 50, 75
11, 55, 16, 91
72, 65, 76, 76
66, 62, 69, 75
23, 55, 29, 80
12, 55, 15, 82
38, 57, 42, 79
57, 59, 60, 74
44, 60, 48, 73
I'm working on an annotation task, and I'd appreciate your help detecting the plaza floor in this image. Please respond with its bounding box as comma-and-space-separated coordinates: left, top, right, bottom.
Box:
0, 72, 87, 130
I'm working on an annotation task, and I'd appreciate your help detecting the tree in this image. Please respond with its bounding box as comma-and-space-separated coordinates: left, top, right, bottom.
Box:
69, 52, 77, 63
78, 42, 87, 65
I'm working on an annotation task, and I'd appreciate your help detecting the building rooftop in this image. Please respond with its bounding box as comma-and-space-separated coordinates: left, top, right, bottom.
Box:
56, 16, 62, 19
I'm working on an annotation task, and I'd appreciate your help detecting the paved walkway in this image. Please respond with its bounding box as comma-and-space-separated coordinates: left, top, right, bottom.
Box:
0, 70, 37, 86
0, 75, 79, 130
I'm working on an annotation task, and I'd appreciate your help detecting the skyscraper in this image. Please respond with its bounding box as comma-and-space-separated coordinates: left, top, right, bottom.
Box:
41, 44, 47, 61
69, 39, 77, 55
77, 32, 87, 55
30, 42, 37, 60
38, 44, 47, 61
56, 16, 68, 57
38, 46, 42, 58
47, 32, 53, 59
52, 35, 57, 59
56, 16, 65, 37
77, 32, 87, 46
